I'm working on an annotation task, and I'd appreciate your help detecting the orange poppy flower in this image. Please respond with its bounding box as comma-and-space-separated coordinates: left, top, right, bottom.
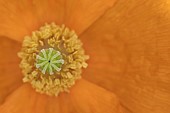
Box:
0, 0, 170, 113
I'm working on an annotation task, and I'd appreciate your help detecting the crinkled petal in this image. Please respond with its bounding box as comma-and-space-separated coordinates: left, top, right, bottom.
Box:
80, 0, 170, 113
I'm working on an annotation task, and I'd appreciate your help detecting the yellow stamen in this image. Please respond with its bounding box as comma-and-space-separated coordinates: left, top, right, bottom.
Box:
18, 23, 89, 96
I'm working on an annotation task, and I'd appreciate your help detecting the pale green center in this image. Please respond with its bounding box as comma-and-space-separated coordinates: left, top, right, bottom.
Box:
36, 48, 64, 75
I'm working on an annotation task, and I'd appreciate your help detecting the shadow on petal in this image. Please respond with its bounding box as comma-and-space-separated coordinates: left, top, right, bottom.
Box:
0, 37, 22, 105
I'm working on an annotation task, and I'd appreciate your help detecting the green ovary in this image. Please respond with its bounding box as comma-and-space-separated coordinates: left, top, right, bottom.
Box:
36, 48, 64, 75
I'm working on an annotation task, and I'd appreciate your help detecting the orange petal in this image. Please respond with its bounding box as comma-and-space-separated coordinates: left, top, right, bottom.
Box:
0, 0, 117, 42
80, 0, 170, 113
0, 0, 65, 42
0, 84, 54, 113
0, 37, 22, 105
0, 79, 122, 113
68, 79, 122, 113
64, 0, 117, 35
59, 79, 122, 113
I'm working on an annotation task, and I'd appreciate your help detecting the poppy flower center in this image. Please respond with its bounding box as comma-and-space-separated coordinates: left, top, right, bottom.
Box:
18, 23, 89, 96
36, 48, 64, 75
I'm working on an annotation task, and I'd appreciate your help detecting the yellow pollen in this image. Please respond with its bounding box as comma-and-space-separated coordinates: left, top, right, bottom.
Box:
18, 23, 89, 96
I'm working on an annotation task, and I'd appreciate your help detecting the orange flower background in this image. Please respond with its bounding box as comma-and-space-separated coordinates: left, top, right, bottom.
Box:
0, 0, 170, 113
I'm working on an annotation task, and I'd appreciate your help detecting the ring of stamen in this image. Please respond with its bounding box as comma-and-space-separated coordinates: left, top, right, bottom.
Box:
18, 23, 89, 96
